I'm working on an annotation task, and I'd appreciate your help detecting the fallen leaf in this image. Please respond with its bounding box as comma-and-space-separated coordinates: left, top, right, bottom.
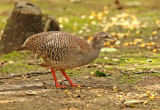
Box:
0, 100, 15, 104
23, 90, 37, 95
124, 100, 146, 106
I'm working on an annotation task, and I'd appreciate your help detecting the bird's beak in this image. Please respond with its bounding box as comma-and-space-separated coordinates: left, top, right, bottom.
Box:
106, 36, 117, 44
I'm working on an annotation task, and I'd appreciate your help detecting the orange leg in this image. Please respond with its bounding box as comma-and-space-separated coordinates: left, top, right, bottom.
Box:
51, 69, 66, 88
61, 70, 83, 87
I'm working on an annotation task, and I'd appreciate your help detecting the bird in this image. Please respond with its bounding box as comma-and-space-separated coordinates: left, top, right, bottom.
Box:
21, 31, 116, 88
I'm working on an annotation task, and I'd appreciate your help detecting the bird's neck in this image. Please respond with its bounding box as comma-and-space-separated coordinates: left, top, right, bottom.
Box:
91, 39, 103, 53
90, 39, 103, 59
75, 40, 103, 65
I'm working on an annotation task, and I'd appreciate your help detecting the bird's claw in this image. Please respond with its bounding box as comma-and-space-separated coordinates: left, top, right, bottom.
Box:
56, 85, 66, 88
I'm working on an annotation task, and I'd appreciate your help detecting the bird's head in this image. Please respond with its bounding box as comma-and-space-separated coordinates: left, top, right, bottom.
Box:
93, 32, 117, 45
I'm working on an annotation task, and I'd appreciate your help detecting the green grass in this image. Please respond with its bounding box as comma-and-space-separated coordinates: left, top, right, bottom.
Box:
0, 51, 28, 61
0, 0, 160, 84
118, 71, 160, 84
1, 62, 38, 74
94, 57, 118, 64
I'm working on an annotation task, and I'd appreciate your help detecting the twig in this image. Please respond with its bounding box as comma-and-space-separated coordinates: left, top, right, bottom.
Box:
0, 70, 51, 80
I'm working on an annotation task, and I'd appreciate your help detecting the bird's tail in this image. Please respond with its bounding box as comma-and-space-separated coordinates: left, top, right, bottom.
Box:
16, 45, 28, 51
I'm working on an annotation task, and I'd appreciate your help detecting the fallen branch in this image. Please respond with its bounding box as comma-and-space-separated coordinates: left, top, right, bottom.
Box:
0, 70, 51, 80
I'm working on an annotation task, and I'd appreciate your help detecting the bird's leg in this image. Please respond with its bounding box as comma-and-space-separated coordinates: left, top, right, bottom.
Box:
61, 70, 83, 87
51, 69, 66, 88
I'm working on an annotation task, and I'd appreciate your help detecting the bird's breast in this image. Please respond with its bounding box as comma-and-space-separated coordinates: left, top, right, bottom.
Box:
46, 49, 98, 70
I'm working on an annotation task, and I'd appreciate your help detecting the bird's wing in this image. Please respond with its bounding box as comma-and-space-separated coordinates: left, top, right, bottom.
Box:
36, 33, 91, 61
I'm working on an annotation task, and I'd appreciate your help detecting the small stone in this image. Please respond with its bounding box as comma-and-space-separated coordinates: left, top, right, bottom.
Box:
35, 79, 39, 81
104, 57, 108, 59
147, 59, 152, 62
24, 90, 37, 95
112, 58, 119, 61
10, 74, 14, 78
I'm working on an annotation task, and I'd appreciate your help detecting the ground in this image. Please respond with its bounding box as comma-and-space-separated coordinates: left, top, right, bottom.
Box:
0, 0, 160, 110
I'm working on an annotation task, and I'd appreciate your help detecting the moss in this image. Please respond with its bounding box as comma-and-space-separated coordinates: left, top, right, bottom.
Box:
0, 51, 27, 61
0, 62, 39, 74
118, 74, 141, 84
94, 57, 119, 64
25, 51, 31, 54
66, 69, 87, 77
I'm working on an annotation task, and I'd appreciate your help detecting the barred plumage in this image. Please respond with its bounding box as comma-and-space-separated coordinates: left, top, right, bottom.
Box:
22, 31, 116, 88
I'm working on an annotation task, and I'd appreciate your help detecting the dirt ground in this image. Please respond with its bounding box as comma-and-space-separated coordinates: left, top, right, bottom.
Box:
0, 53, 160, 110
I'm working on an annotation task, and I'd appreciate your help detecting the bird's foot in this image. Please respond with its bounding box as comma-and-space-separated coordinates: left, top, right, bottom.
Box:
56, 85, 66, 88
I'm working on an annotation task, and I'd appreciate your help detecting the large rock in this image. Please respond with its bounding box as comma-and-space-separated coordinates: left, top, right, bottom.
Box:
0, 2, 60, 54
